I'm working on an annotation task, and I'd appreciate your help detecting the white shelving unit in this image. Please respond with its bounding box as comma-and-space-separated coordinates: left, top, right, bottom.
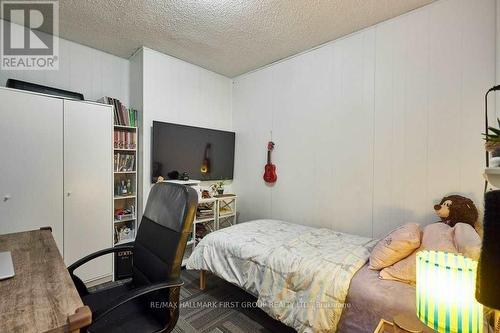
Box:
182, 194, 237, 266
216, 195, 237, 230
113, 125, 138, 246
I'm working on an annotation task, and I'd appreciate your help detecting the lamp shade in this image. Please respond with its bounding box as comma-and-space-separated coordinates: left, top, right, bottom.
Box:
416, 250, 483, 333
476, 189, 500, 309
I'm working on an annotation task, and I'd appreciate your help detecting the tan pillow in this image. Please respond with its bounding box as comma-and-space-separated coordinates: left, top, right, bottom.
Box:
380, 223, 457, 284
421, 222, 457, 252
369, 223, 422, 270
454, 223, 481, 260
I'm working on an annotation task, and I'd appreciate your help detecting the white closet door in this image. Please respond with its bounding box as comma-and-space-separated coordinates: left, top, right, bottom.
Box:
0, 88, 64, 251
63, 100, 113, 282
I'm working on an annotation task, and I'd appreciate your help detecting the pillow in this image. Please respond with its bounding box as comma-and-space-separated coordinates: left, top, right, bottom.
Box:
369, 223, 422, 270
379, 223, 457, 284
453, 223, 481, 260
421, 222, 457, 252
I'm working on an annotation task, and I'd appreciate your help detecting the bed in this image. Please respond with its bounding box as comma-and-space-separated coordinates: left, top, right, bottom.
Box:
337, 264, 433, 333
186, 219, 429, 333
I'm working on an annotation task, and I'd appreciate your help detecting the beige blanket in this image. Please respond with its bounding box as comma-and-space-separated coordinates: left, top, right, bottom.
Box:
187, 220, 376, 332
258, 227, 376, 332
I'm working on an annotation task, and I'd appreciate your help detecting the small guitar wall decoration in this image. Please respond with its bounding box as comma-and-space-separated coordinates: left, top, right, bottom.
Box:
263, 141, 277, 184
200, 143, 211, 174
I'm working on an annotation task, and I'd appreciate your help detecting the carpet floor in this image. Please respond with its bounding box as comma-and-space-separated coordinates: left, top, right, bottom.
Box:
174, 269, 296, 333
89, 269, 296, 333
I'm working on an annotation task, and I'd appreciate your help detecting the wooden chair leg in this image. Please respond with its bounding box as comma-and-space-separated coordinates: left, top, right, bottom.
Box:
68, 306, 92, 333
199, 270, 206, 290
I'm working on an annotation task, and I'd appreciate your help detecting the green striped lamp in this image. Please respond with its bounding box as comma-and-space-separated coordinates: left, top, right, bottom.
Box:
416, 250, 483, 333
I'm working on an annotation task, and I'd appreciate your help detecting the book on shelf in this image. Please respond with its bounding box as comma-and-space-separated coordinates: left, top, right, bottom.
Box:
114, 130, 137, 149
114, 153, 135, 172
196, 207, 214, 219
98, 96, 138, 127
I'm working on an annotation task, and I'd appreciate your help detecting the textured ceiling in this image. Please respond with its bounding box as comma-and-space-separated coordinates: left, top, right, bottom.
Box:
7, 0, 434, 77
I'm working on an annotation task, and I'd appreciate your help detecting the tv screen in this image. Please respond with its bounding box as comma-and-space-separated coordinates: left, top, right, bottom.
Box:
152, 121, 235, 182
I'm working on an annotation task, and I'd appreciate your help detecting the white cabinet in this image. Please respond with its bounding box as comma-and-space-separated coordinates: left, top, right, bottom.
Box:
0, 88, 64, 250
63, 100, 113, 282
0, 87, 113, 282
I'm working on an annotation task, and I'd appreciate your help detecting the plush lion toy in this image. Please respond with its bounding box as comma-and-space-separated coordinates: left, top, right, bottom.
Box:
434, 195, 478, 228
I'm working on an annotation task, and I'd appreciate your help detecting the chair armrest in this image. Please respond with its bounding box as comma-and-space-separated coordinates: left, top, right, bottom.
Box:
68, 245, 134, 274
92, 279, 184, 323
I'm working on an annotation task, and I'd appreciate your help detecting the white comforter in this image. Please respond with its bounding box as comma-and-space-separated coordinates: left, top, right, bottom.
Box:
186, 219, 376, 332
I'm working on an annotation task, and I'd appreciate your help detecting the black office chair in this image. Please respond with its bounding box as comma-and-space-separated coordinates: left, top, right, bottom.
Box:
68, 182, 198, 333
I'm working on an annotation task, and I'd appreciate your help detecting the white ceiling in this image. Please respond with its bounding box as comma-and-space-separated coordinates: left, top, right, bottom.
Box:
19, 0, 435, 77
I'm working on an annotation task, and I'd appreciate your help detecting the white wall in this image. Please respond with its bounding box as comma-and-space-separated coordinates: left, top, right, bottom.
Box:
232, 0, 495, 238
0, 19, 129, 104
138, 47, 233, 208
128, 49, 145, 216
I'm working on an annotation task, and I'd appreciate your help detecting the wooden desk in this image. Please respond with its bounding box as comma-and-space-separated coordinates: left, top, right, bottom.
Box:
374, 319, 394, 333
374, 314, 436, 333
0, 230, 91, 333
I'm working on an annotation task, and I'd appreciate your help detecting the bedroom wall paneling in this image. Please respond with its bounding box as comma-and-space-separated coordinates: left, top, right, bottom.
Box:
232, 68, 274, 222
232, 0, 495, 238
0, 19, 129, 105
139, 48, 233, 210
233, 29, 376, 237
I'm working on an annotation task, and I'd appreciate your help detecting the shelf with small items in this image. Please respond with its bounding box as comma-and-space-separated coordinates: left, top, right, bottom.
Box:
195, 199, 217, 223
113, 169, 137, 248
181, 192, 237, 267
114, 195, 137, 245
114, 173, 136, 195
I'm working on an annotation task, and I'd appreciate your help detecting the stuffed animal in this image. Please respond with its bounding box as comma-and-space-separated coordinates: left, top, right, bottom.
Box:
434, 195, 478, 228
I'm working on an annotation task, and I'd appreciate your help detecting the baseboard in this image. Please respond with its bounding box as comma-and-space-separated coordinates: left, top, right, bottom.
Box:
84, 274, 113, 288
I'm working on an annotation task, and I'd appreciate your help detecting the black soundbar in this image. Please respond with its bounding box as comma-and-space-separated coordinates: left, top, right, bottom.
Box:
6, 79, 84, 100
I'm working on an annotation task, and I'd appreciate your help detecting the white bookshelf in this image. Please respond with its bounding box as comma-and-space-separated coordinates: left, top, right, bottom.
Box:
113, 124, 138, 247
182, 194, 237, 266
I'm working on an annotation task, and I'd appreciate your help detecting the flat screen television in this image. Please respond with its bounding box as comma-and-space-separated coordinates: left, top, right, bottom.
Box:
152, 121, 235, 182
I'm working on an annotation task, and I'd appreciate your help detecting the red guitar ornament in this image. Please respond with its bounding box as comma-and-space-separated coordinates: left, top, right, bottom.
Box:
263, 141, 277, 183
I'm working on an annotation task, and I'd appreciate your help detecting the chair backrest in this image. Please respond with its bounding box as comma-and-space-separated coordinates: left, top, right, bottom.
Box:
132, 182, 198, 286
